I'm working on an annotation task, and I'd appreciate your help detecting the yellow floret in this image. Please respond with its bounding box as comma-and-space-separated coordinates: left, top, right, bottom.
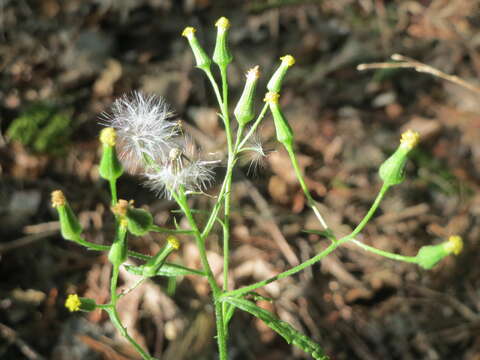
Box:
51, 190, 66, 208
182, 27, 196, 39
263, 91, 280, 104
111, 199, 129, 217
65, 294, 81, 312
444, 235, 463, 255
400, 129, 420, 150
167, 235, 180, 250
100, 127, 116, 147
280, 55, 296, 67
215, 17, 230, 31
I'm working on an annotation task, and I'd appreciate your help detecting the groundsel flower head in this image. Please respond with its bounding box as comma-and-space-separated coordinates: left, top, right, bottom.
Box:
102, 92, 180, 172
144, 137, 217, 198
242, 132, 267, 176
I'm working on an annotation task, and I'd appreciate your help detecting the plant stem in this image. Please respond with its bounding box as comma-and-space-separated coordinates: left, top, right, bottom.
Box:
109, 179, 118, 205
223, 242, 339, 298
350, 239, 417, 263
238, 103, 269, 150
338, 183, 390, 244
285, 145, 329, 230
173, 188, 228, 360
149, 225, 194, 234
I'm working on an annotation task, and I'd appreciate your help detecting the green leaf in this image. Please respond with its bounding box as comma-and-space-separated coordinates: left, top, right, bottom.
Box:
302, 228, 337, 242
125, 263, 205, 277
221, 296, 329, 360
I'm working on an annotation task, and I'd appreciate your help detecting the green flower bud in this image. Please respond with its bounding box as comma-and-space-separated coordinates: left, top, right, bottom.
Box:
65, 294, 97, 312
111, 199, 153, 236
379, 130, 420, 186
142, 235, 180, 277
182, 27, 212, 71
234, 66, 260, 126
212, 17, 233, 67
51, 190, 83, 242
99, 128, 123, 181
264, 91, 294, 147
267, 55, 295, 93
416, 235, 463, 269
108, 218, 128, 266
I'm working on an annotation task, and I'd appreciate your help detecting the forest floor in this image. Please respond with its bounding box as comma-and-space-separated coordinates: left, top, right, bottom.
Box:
1, 1, 480, 359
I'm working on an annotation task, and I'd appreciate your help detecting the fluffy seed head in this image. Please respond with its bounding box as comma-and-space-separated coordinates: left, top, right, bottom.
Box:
144, 138, 216, 198
102, 92, 180, 173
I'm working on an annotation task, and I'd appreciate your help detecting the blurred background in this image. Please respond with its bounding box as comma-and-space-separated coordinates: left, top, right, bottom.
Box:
1, 0, 479, 359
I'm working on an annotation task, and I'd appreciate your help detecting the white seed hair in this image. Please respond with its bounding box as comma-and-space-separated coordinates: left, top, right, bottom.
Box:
144, 136, 217, 198
102, 91, 180, 172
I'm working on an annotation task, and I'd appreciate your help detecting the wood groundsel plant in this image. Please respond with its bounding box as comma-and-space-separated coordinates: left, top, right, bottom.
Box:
54, 17, 464, 360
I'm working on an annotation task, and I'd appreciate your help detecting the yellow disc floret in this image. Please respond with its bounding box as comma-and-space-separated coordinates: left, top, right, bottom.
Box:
100, 127, 116, 147
167, 235, 180, 250
65, 294, 81, 312
444, 235, 463, 255
182, 27, 196, 39
280, 55, 296, 67
215, 17, 230, 31
400, 129, 420, 150
51, 190, 66, 208
263, 91, 280, 104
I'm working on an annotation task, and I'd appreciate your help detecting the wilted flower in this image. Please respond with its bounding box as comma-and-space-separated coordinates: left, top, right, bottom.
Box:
102, 91, 180, 172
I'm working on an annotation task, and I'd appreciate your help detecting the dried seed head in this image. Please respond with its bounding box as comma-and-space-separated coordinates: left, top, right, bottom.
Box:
111, 199, 129, 217
101, 92, 179, 173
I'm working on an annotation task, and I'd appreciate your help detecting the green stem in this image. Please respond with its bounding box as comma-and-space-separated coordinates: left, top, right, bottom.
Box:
110, 263, 120, 303
338, 183, 390, 244
223, 242, 339, 299
71, 235, 202, 274
149, 225, 194, 234
107, 308, 153, 360
223, 183, 392, 299
238, 103, 269, 150
173, 188, 228, 359
109, 179, 118, 205
350, 239, 417, 263
285, 145, 329, 230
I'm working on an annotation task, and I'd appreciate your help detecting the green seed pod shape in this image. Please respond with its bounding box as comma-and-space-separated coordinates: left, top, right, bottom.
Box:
415, 243, 449, 269
142, 236, 180, 277
126, 207, 153, 236
57, 203, 83, 241
212, 17, 233, 67
267, 55, 295, 93
378, 146, 409, 186
99, 144, 123, 181
234, 66, 260, 126
265, 92, 294, 147
182, 27, 212, 71
108, 222, 128, 266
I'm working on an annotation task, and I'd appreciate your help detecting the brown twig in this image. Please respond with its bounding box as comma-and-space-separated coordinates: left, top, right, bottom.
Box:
357, 53, 480, 95
0, 323, 45, 360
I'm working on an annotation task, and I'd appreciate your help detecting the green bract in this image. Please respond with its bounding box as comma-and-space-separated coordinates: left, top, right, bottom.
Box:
51, 190, 83, 242
182, 27, 212, 71
212, 17, 233, 67
379, 130, 420, 186
234, 66, 260, 126
108, 222, 128, 266
267, 55, 295, 93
